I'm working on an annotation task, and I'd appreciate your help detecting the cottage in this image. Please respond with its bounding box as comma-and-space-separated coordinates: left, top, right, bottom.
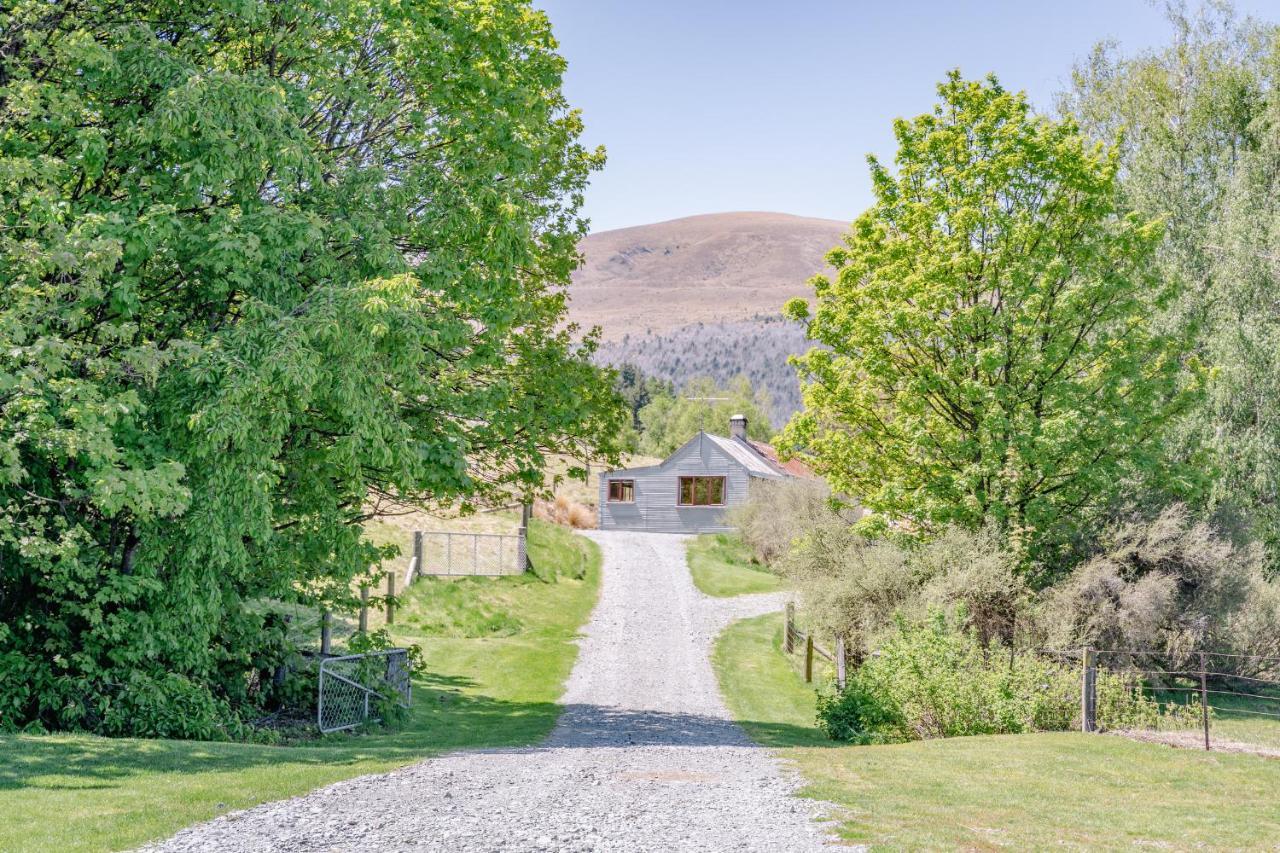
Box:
597, 415, 808, 534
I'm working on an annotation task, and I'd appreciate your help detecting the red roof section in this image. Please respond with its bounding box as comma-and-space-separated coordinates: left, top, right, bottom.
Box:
743, 438, 814, 479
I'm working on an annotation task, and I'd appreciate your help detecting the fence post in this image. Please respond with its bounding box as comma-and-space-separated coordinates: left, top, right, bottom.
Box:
358, 587, 369, 633
320, 609, 332, 656
473, 535, 479, 573
1081, 647, 1096, 733
784, 602, 795, 654
805, 635, 814, 683
1199, 650, 1210, 751
386, 571, 396, 626
412, 531, 423, 585
518, 526, 528, 573
835, 635, 847, 691
446, 533, 452, 576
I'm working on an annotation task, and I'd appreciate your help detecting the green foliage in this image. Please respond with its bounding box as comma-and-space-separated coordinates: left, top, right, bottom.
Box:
781, 72, 1201, 566
816, 614, 1189, 743
1065, 7, 1280, 567
1038, 504, 1280, 676
783, 521, 1031, 662
636, 375, 772, 457
728, 477, 850, 565
0, 1, 624, 737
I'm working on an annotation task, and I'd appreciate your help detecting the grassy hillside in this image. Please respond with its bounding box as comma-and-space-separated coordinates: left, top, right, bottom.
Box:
568, 211, 844, 340
0, 521, 600, 853
713, 613, 1280, 849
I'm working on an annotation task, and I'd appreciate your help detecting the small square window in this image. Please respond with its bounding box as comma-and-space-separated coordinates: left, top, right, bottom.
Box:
608, 479, 635, 502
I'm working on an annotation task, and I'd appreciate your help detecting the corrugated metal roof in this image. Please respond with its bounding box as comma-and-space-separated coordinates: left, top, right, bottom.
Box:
703, 433, 786, 479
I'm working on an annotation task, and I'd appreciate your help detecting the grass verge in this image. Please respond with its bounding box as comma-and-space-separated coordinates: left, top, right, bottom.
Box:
713, 612, 1280, 849
687, 533, 782, 597
0, 520, 600, 853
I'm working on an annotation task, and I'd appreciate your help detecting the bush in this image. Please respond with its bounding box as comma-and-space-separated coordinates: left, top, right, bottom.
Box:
729, 478, 852, 564
1038, 504, 1280, 677
783, 523, 1032, 663
816, 614, 1187, 743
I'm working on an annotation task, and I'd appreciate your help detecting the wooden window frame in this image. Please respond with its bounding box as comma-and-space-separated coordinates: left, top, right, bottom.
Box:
677, 476, 726, 507
607, 479, 635, 503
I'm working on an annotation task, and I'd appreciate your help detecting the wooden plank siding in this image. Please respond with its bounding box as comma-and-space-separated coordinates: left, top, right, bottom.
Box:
598, 432, 782, 534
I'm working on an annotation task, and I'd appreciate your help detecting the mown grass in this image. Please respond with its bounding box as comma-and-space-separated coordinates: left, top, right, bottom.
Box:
0, 520, 600, 853
713, 612, 1280, 850
686, 532, 782, 597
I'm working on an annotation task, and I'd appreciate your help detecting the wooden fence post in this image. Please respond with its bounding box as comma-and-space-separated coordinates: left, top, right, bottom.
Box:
1081, 647, 1096, 733
784, 602, 795, 654
412, 531, 423, 585
835, 635, 847, 691
805, 635, 814, 683
1199, 650, 1210, 751
386, 571, 396, 626
358, 586, 369, 633
320, 609, 332, 656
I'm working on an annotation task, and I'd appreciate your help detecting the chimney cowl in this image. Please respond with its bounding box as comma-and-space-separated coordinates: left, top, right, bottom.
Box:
729, 414, 747, 440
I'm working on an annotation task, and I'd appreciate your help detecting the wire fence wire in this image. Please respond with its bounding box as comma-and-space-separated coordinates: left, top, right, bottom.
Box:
318, 649, 412, 734
1040, 647, 1280, 756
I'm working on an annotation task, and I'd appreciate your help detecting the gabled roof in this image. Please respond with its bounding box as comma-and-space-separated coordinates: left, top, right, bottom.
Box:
604, 431, 806, 480
702, 433, 786, 479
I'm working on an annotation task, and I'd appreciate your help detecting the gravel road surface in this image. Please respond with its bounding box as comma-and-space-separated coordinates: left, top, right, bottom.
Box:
145, 530, 839, 852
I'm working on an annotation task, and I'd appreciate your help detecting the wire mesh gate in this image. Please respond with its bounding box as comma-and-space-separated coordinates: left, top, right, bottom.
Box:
417, 530, 526, 576
317, 649, 412, 733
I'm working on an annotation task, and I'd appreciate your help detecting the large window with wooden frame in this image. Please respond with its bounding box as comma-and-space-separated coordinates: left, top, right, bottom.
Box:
677, 476, 725, 507
607, 479, 635, 503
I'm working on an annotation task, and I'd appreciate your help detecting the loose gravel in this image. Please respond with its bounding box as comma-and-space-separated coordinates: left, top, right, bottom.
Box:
144, 530, 841, 852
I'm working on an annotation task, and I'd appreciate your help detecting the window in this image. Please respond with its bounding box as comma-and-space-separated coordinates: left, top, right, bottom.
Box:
607, 479, 635, 503
677, 476, 725, 506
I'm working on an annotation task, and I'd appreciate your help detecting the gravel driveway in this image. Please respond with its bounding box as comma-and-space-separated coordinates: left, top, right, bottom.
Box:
145, 530, 838, 852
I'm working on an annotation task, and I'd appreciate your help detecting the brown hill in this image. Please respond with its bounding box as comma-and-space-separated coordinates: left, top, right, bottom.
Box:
568, 211, 847, 340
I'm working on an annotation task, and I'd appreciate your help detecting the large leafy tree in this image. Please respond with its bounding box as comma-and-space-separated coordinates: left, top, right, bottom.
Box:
1064, 4, 1280, 565
636, 376, 772, 457
780, 73, 1201, 568
0, 0, 623, 736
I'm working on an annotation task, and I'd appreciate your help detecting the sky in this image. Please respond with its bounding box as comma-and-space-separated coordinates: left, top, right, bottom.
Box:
536, 0, 1278, 233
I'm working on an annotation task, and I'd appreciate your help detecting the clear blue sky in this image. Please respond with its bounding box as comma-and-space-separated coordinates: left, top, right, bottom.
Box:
536, 0, 1276, 233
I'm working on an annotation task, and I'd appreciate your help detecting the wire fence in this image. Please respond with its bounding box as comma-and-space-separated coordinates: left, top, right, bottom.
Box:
1042, 647, 1280, 756
780, 603, 1280, 756
417, 529, 526, 576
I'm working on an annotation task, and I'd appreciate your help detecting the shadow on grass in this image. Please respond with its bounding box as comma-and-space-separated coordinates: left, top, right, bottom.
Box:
0, 677, 561, 793
0, 694, 841, 794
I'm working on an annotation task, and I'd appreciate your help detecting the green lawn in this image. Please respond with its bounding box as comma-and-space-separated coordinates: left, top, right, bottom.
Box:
713, 612, 1280, 850
686, 533, 782, 597
0, 520, 600, 853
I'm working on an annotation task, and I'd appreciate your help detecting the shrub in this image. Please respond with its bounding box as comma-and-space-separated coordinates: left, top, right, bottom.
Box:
783, 523, 1031, 662
1038, 504, 1280, 676
816, 614, 1184, 743
729, 478, 852, 564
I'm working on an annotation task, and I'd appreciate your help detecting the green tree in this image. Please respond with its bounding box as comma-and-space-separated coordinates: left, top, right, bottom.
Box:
0, 0, 623, 737
780, 73, 1201, 567
637, 376, 772, 457
1064, 4, 1280, 565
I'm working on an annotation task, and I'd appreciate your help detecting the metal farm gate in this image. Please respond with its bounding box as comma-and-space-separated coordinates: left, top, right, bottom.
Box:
416, 530, 526, 576
317, 649, 412, 733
